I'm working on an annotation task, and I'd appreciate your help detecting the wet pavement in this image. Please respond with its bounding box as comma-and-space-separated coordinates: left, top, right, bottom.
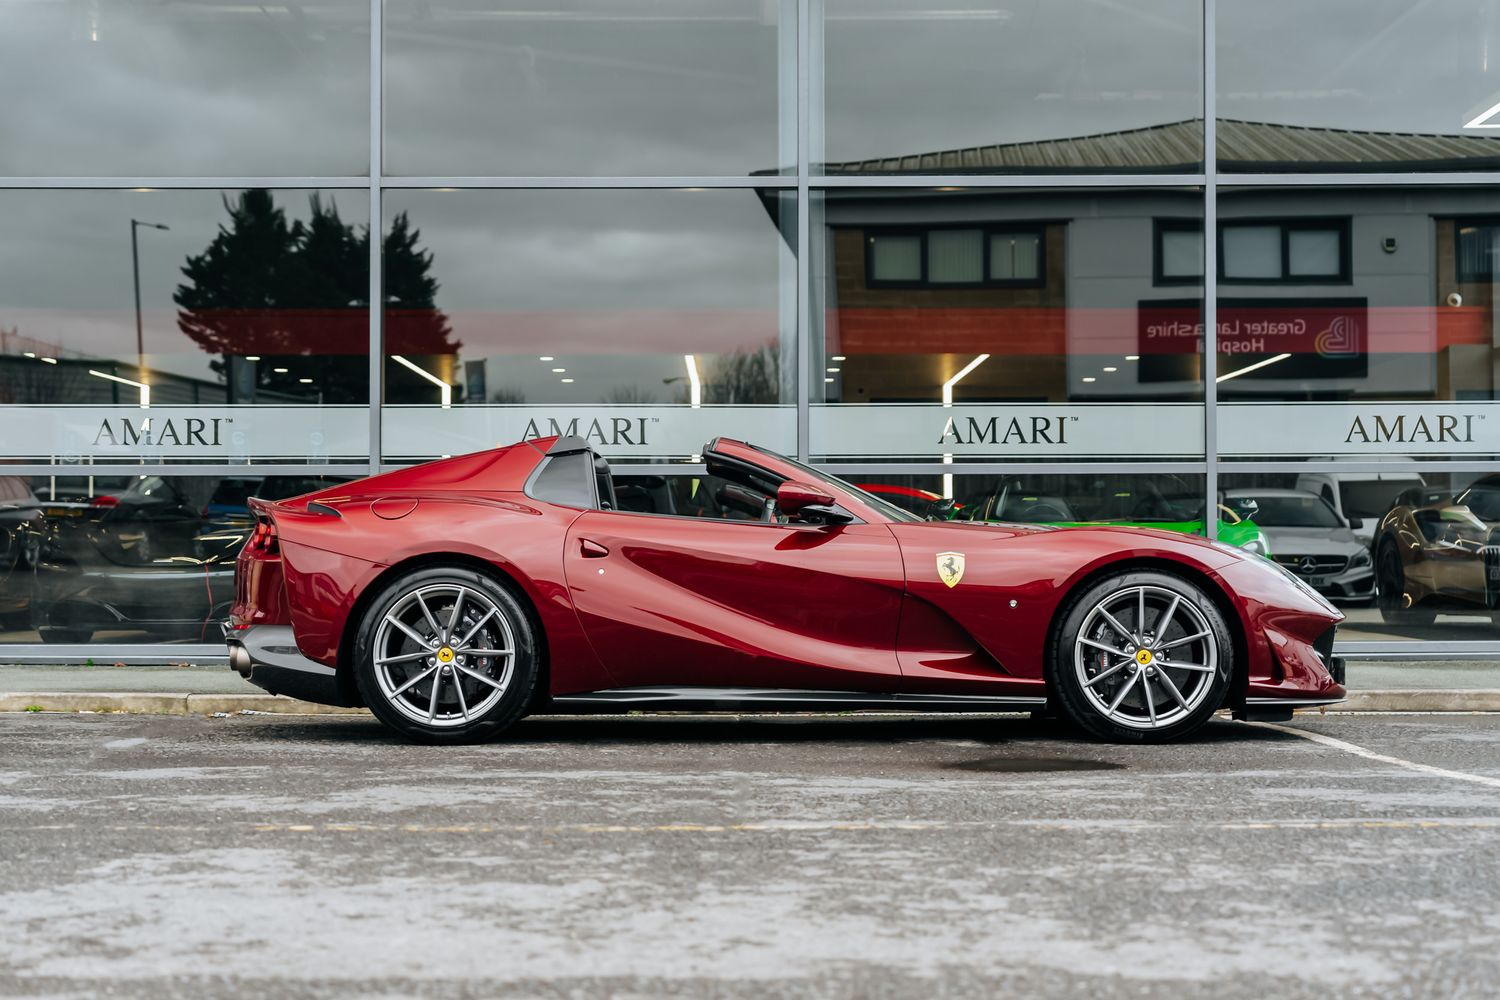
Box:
2, 711, 1499, 998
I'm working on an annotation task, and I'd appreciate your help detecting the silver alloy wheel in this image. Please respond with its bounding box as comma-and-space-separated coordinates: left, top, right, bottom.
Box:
371, 583, 516, 729
1072, 584, 1218, 731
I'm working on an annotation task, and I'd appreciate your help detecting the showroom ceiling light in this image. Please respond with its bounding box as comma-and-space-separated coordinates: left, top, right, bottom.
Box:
298, 378, 313, 384
941, 353, 989, 407
245, 355, 261, 361
1217, 352, 1291, 383
539, 356, 554, 362
89, 369, 149, 408
1082, 376, 1097, 383
40, 357, 56, 364
1125, 355, 1140, 361
831, 355, 847, 362
684, 354, 702, 408
560, 378, 575, 384
273, 367, 289, 373
392, 354, 453, 408
827, 367, 841, 373
940, 353, 990, 499
1103, 366, 1118, 372
551, 367, 566, 373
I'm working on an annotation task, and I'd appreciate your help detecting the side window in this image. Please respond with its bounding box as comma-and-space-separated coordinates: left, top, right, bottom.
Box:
612, 474, 773, 522
529, 452, 596, 509
593, 456, 617, 511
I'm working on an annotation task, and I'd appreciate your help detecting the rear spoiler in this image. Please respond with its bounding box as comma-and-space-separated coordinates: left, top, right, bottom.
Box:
247, 496, 341, 518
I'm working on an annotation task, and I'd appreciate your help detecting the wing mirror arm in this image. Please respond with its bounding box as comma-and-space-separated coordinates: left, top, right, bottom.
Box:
776, 481, 853, 525
794, 504, 854, 525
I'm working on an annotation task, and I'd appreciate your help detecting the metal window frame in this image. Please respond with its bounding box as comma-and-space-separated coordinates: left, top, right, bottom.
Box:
5, 0, 1500, 662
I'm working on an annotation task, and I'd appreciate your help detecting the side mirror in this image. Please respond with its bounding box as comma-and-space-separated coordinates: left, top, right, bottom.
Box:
776, 480, 837, 515
1346, 516, 1363, 531
923, 498, 959, 521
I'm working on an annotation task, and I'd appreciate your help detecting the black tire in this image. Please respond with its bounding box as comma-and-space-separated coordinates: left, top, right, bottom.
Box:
1048, 569, 1233, 743
1375, 540, 1436, 626
352, 566, 540, 744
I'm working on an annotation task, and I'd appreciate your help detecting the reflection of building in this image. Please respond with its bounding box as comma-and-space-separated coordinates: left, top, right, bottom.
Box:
814, 120, 1500, 407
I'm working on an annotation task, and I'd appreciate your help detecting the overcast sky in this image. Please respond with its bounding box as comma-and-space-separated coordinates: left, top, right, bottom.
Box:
3, 1, 1497, 178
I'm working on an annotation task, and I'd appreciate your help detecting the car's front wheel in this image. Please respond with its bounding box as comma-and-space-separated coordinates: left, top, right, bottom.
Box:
1375, 540, 1436, 626
353, 566, 539, 744
1049, 570, 1233, 742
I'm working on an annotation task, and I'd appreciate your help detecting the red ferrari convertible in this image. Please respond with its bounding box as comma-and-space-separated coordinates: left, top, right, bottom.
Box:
225, 435, 1345, 743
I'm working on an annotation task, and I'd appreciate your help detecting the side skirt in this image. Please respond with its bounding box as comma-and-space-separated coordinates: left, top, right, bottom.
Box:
547, 687, 1048, 714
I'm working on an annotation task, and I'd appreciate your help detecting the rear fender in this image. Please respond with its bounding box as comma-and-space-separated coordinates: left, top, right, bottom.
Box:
270, 495, 611, 692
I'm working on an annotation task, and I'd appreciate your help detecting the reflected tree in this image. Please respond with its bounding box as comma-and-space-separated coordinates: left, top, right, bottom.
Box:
175, 190, 455, 402
604, 385, 658, 405
704, 344, 780, 404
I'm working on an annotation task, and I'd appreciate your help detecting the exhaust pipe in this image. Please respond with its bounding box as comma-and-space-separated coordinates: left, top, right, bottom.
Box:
228, 643, 253, 678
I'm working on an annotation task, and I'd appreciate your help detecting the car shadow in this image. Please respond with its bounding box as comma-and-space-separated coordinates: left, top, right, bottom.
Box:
237, 711, 1299, 748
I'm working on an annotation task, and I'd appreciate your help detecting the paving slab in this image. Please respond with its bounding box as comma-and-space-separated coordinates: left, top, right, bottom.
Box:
2, 712, 1499, 998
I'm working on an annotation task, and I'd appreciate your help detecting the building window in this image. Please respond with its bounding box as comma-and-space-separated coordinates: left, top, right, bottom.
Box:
865, 226, 1045, 288
869, 233, 923, 282
1456, 221, 1500, 283
1153, 218, 1350, 285
1155, 219, 1205, 284
989, 231, 1041, 282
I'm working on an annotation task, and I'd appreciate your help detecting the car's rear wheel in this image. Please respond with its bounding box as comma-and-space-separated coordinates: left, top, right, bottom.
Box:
353, 566, 539, 744
1375, 540, 1436, 626
1049, 570, 1232, 743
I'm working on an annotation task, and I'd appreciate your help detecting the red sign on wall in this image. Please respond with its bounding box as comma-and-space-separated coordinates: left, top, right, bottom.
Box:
1138, 298, 1368, 381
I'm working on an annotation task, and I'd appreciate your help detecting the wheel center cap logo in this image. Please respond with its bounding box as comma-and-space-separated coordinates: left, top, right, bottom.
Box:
1135, 648, 1154, 666
437, 647, 454, 663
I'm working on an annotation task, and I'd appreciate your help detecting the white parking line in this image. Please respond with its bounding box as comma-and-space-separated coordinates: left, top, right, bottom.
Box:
1250, 721, 1500, 790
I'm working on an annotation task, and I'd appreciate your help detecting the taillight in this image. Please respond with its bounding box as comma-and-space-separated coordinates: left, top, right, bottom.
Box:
249, 518, 279, 556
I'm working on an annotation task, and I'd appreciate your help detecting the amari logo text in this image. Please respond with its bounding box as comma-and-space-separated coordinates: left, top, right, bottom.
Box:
1344, 413, 1477, 446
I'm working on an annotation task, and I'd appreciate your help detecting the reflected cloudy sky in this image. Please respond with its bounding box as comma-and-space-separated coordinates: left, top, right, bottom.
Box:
0, 188, 792, 395
0, 0, 369, 176
2, 1, 1497, 180
384, 0, 789, 176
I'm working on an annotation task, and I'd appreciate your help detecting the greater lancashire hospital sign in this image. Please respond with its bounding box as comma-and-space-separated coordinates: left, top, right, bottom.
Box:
1, 402, 1497, 462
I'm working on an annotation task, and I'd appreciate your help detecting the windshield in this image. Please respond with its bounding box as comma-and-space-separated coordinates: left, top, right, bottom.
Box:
744, 444, 923, 522
1456, 484, 1500, 522
1233, 494, 1342, 528
1339, 480, 1416, 520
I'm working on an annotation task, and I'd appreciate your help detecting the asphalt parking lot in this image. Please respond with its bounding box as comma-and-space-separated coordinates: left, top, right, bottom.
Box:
2, 712, 1500, 999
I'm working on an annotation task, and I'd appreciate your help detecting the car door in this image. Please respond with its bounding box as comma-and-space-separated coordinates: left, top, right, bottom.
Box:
562, 501, 906, 692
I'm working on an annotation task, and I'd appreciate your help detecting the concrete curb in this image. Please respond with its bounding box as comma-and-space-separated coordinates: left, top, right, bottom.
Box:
2, 690, 1500, 717
1332, 689, 1500, 713
0, 692, 366, 716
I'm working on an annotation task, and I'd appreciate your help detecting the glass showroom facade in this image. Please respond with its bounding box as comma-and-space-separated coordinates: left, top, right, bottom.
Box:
3, 0, 1500, 664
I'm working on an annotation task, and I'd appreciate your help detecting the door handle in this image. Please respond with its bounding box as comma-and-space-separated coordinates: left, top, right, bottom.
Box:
580, 538, 609, 558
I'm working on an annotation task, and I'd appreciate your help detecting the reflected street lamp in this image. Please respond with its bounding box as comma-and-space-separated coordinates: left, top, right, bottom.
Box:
130, 218, 170, 385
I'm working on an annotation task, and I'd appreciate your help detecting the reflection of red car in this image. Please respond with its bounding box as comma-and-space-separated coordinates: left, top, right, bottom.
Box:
857, 483, 944, 516
228, 436, 1345, 744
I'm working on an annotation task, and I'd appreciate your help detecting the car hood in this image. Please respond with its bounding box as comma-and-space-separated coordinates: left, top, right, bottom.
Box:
1258, 525, 1364, 556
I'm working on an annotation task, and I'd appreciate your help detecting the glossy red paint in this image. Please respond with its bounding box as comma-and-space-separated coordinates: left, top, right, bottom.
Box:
230, 435, 1345, 715
563, 512, 905, 691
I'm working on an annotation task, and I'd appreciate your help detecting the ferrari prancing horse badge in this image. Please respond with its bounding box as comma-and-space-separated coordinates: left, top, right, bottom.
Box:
936, 551, 965, 588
